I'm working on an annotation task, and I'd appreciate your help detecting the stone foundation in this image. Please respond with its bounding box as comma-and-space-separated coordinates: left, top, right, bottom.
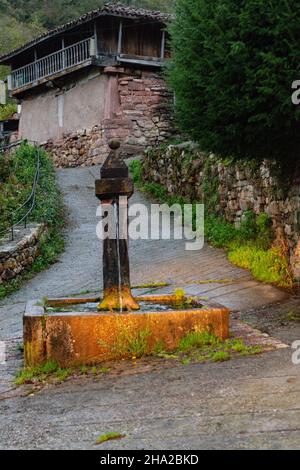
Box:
44, 70, 175, 168
0, 224, 46, 285
142, 143, 300, 279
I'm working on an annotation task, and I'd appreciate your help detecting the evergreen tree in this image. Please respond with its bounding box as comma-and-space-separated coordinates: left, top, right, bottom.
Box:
169, 0, 300, 164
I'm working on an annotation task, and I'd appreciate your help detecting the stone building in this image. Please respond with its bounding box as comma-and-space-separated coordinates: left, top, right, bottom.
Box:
0, 4, 175, 167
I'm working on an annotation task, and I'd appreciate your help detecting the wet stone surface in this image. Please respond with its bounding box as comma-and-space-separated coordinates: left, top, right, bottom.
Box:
0, 166, 299, 449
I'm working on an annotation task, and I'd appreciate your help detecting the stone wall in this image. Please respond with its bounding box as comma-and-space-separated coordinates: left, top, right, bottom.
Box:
44, 125, 107, 168
0, 224, 46, 284
44, 69, 175, 168
142, 143, 300, 279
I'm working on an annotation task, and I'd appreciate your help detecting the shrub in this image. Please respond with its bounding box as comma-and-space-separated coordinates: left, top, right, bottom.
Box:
129, 159, 143, 186
0, 142, 64, 298
228, 244, 293, 288
0, 102, 17, 120
0, 142, 63, 231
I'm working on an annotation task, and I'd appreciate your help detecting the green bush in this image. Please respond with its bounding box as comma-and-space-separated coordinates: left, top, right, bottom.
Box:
168, 0, 300, 166
129, 159, 143, 186
0, 142, 63, 231
0, 102, 17, 120
229, 245, 293, 288
0, 142, 64, 299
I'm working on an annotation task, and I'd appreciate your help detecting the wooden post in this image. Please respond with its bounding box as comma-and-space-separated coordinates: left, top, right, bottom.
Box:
94, 22, 98, 57
118, 20, 123, 56
7, 75, 12, 93
0, 80, 6, 104
62, 38, 65, 69
34, 50, 38, 82
161, 30, 166, 60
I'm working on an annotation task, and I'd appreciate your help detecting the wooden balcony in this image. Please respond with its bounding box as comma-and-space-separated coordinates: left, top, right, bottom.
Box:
7, 31, 167, 96
8, 38, 93, 94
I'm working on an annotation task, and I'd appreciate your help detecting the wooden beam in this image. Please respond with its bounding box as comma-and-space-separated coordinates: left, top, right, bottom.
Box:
118, 55, 163, 68
118, 20, 123, 55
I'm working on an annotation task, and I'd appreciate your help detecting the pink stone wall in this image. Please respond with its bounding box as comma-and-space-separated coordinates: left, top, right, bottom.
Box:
45, 69, 175, 168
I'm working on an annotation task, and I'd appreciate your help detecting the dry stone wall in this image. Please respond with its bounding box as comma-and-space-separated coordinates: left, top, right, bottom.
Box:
142, 143, 300, 279
45, 70, 175, 168
0, 224, 46, 285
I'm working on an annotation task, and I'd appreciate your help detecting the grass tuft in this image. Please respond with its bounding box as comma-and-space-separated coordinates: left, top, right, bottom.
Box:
95, 432, 125, 446
178, 331, 220, 352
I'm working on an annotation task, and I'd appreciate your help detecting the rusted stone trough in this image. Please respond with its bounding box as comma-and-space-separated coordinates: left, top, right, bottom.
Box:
24, 295, 229, 367
23, 140, 230, 367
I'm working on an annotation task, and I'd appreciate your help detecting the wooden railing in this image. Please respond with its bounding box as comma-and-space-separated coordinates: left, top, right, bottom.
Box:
10, 38, 93, 91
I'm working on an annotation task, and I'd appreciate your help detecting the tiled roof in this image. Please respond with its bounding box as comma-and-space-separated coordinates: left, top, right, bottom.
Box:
0, 3, 171, 63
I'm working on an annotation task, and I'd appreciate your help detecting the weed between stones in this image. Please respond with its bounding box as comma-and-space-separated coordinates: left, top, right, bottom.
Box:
15, 332, 262, 387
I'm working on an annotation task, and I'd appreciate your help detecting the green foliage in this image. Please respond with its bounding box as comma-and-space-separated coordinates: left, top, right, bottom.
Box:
169, 0, 300, 166
202, 159, 219, 213
205, 212, 293, 287
14, 360, 70, 385
31, 231, 65, 273
0, 143, 65, 299
134, 153, 292, 287
211, 351, 230, 362
205, 216, 237, 248
99, 326, 152, 360
205, 210, 273, 250
95, 432, 125, 446
15, 360, 112, 386
178, 330, 220, 352
144, 182, 168, 200
0, 102, 17, 120
0, 142, 63, 231
161, 330, 264, 363
0, 1, 173, 71
228, 244, 293, 288
129, 159, 143, 186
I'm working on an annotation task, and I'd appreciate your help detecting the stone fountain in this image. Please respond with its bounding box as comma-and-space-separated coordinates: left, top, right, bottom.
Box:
95, 139, 139, 312
24, 140, 230, 367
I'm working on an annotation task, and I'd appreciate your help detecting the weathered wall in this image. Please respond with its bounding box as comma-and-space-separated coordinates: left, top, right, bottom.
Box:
142, 143, 300, 279
19, 70, 109, 143
20, 67, 175, 167
0, 224, 46, 284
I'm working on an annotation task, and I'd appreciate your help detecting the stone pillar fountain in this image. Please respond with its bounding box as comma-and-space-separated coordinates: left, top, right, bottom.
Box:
23, 138, 230, 367
95, 140, 139, 312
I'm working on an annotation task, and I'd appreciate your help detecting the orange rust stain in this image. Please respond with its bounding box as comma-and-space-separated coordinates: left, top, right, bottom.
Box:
24, 296, 230, 367
98, 286, 140, 311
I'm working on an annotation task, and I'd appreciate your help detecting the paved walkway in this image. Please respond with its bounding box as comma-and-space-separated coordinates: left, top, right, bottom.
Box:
0, 166, 299, 450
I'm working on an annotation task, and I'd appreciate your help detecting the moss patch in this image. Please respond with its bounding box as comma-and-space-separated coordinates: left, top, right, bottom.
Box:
95, 432, 125, 446
99, 325, 152, 360
15, 362, 111, 387
156, 331, 263, 365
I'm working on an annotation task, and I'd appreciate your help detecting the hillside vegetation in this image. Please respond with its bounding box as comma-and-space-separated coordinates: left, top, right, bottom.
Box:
0, 0, 173, 117
0, 0, 173, 62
